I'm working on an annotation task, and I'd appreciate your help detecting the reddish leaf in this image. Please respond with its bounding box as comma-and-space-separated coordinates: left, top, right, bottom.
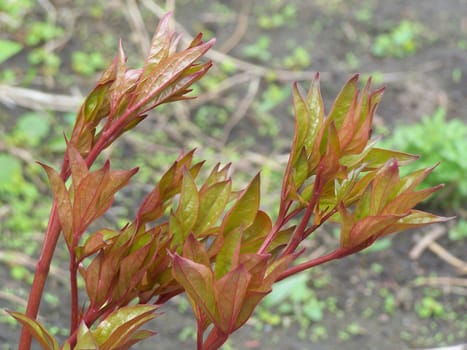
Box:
395, 164, 438, 196
76, 229, 119, 261
233, 290, 269, 331
346, 215, 402, 248
114, 243, 152, 301
171, 253, 218, 323
370, 159, 400, 215
183, 233, 210, 267
238, 253, 270, 290
338, 202, 355, 248
215, 264, 251, 333
382, 185, 444, 215
39, 163, 73, 248
66, 142, 89, 194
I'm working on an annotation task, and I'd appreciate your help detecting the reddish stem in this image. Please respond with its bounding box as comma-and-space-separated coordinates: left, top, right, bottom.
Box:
277, 248, 348, 282
277, 238, 376, 281
282, 173, 323, 256
69, 252, 79, 333
18, 204, 61, 350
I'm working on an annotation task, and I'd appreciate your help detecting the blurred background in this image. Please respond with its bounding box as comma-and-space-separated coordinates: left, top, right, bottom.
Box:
0, 0, 466, 349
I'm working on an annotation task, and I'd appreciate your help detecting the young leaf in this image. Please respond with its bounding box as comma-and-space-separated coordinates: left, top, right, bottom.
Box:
327, 74, 359, 129
194, 180, 232, 234
171, 253, 218, 323
215, 227, 243, 279
215, 265, 251, 333
370, 159, 400, 215
183, 233, 211, 267
8, 311, 59, 350
39, 163, 73, 247
92, 304, 158, 349
222, 174, 261, 234
74, 322, 98, 349
172, 169, 200, 247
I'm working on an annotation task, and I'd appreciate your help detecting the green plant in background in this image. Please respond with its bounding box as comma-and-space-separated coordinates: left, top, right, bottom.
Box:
0, 40, 23, 65
372, 20, 424, 58
379, 108, 467, 210
242, 36, 272, 62
283, 46, 312, 70
71, 51, 106, 76
257, 3, 297, 30
0, 0, 34, 30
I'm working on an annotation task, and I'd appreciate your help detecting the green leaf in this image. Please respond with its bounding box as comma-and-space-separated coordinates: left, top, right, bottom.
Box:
292, 148, 309, 189
203, 163, 231, 188
364, 147, 418, 170
92, 304, 157, 349
327, 74, 359, 129
222, 174, 261, 234
174, 169, 199, 236
381, 210, 452, 237
194, 180, 232, 234
0, 39, 23, 64
14, 112, 51, 146
0, 153, 22, 189
75, 322, 98, 349
8, 311, 59, 350
215, 227, 243, 279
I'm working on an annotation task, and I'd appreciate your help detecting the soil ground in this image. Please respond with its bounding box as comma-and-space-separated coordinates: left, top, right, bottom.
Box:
0, 1, 466, 349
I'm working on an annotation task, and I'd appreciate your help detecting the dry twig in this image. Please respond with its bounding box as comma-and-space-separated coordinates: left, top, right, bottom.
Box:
0, 84, 82, 112
410, 225, 467, 274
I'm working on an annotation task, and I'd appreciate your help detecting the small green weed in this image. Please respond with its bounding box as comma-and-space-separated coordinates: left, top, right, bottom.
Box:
71, 51, 106, 76
416, 296, 445, 319
0, 40, 23, 64
372, 20, 424, 58
449, 219, 467, 241
257, 3, 296, 29
380, 108, 467, 209
242, 36, 271, 63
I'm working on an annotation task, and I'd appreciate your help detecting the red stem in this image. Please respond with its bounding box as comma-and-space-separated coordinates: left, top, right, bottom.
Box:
282, 173, 323, 256
277, 248, 348, 281
277, 238, 376, 281
18, 204, 61, 350
69, 252, 79, 333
